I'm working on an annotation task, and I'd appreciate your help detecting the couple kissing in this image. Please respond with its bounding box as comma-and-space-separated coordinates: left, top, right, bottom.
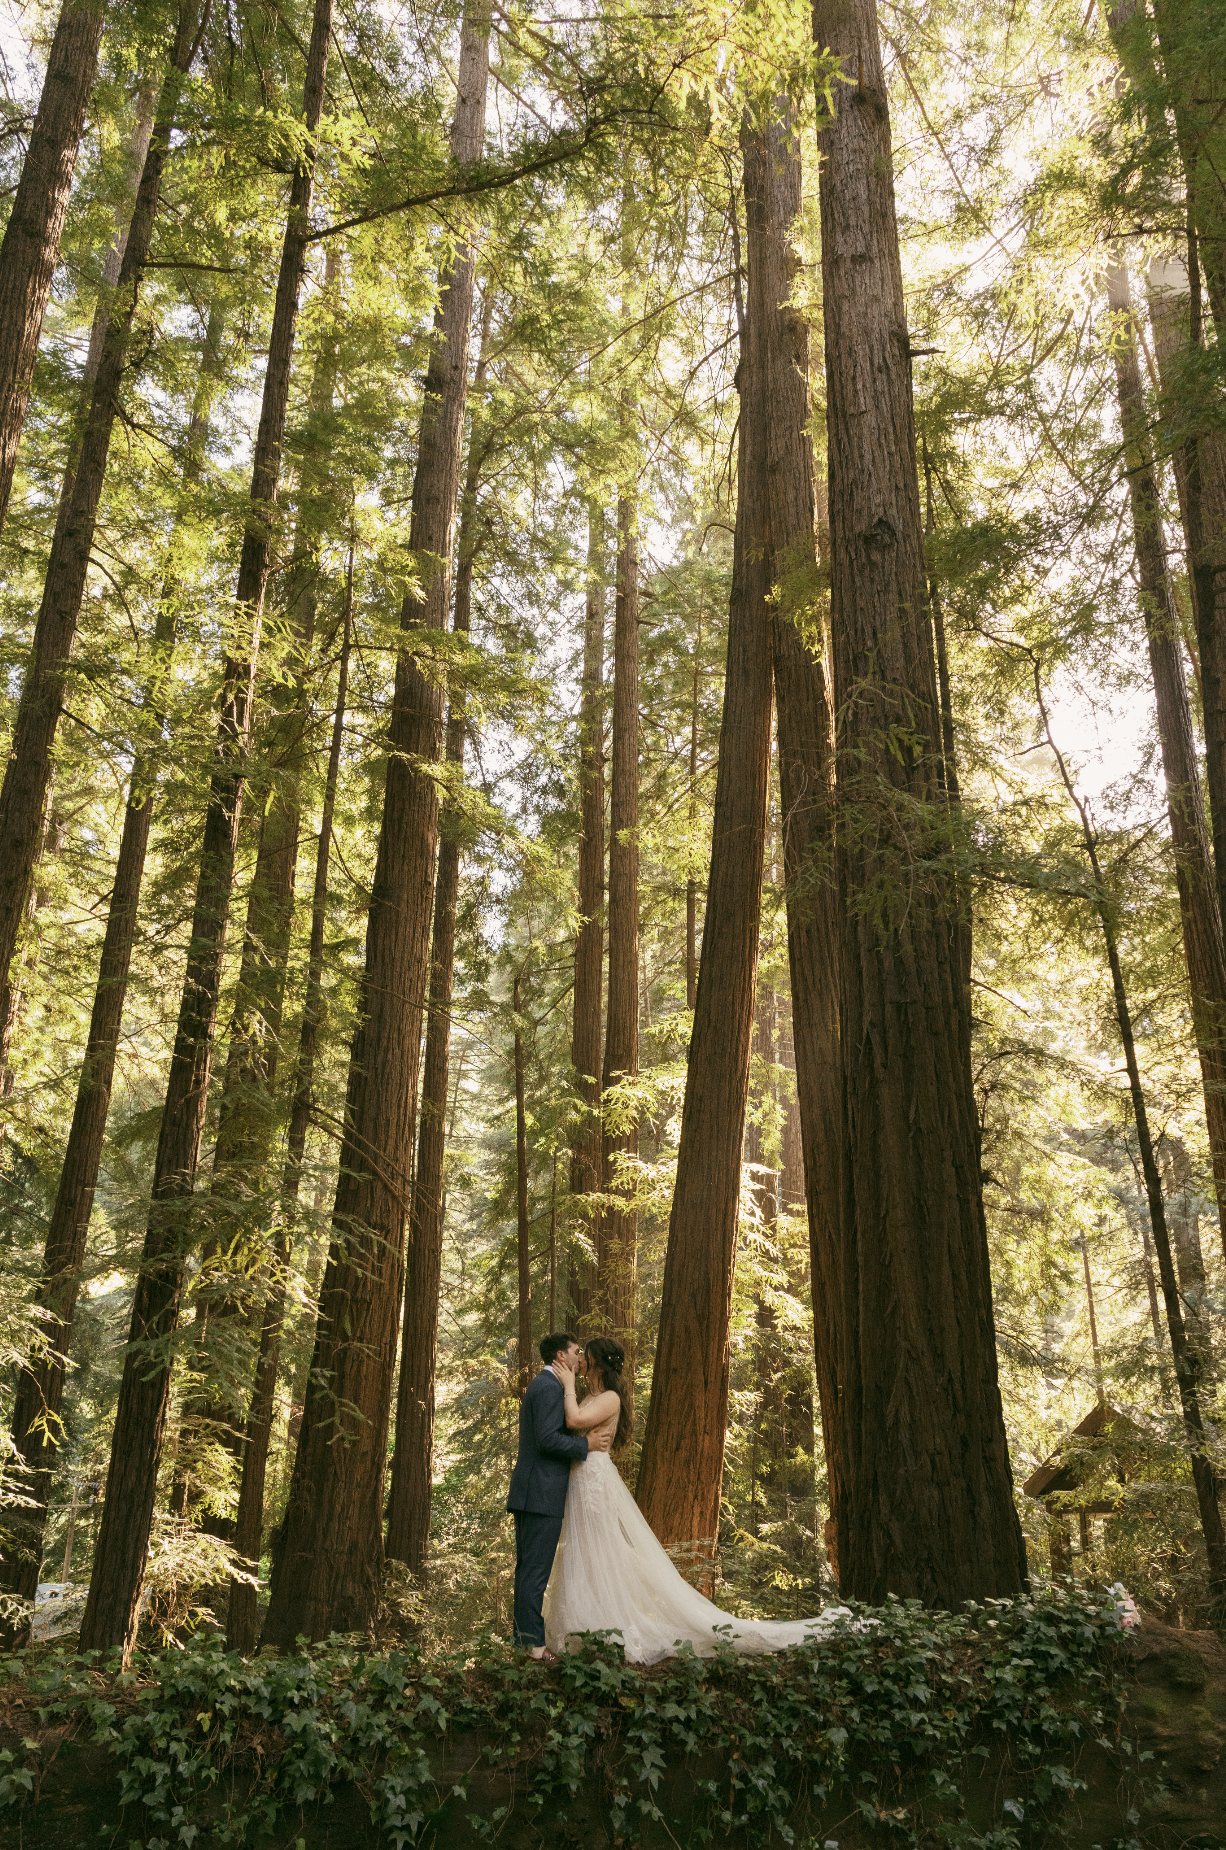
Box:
506, 1329, 852, 1666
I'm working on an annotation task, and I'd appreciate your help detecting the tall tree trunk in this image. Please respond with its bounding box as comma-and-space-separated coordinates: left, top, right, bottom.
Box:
227, 549, 354, 1651
175, 248, 344, 1528
812, 0, 1026, 1604
214, 243, 343, 1184
0, 78, 154, 1102
1030, 669, 1226, 1599
635, 114, 774, 1562
1107, 11, 1226, 925
82, 79, 158, 387
78, 0, 332, 1660
262, 0, 490, 1647
569, 498, 605, 1333
775, 1018, 817, 1469
0, 780, 58, 1096
1147, 0, 1226, 337
386, 294, 495, 1575
0, 0, 209, 1072
1146, 254, 1226, 934
743, 103, 847, 1571
0, 0, 106, 532
1161, 1136, 1214, 1382
598, 490, 639, 1409
226, 549, 355, 1651
514, 973, 532, 1396
747, 990, 783, 1497
0, 308, 225, 1612
686, 608, 702, 1010
1108, 257, 1226, 1264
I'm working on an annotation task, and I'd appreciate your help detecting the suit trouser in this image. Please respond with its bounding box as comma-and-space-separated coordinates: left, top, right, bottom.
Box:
512, 1510, 564, 1649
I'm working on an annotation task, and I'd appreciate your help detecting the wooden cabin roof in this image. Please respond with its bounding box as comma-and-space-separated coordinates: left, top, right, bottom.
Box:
1021, 1402, 1145, 1499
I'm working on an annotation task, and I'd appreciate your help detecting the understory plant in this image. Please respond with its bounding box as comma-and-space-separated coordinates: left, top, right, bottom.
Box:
0, 1587, 1143, 1848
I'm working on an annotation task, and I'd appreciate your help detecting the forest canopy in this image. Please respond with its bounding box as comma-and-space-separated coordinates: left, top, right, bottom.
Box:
0, 0, 1223, 1655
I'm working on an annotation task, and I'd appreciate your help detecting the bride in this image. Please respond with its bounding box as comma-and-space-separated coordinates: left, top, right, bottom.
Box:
542, 1334, 853, 1666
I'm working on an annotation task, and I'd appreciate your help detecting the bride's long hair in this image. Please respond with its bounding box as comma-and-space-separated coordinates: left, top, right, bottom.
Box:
585, 1336, 633, 1451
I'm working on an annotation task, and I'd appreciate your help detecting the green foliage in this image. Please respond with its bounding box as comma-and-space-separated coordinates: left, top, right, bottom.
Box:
0, 1589, 1139, 1848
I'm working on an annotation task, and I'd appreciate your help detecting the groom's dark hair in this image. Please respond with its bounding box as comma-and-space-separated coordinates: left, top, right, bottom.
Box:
540, 1331, 579, 1366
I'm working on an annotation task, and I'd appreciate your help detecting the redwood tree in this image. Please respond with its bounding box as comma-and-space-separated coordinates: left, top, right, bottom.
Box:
0, 0, 106, 531
812, 0, 1025, 1604
748, 105, 846, 1553
1148, 0, 1226, 337
685, 607, 703, 1010
262, 0, 491, 1646
79, 0, 334, 1657
0, 0, 208, 1072
635, 114, 774, 1562
227, 553, 354, 1652
598, 490, 639, 1399
1147, 255, 1226, 939
1108, 257, 1226, 1263
386, 296, 495, 1575
569, 498, 606, 1331
177, 251, 344, 1525
0, 306, 225, 1609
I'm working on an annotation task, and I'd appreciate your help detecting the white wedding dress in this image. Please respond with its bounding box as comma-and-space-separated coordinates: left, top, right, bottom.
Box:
543, 1405, 854, 1666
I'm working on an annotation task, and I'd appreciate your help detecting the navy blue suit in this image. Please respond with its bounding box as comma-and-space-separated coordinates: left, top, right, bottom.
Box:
506, 1368, 588, 1648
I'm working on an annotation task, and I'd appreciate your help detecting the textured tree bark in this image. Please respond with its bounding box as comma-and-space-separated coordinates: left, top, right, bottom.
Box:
686, 611, 702, 1011
0, 0, 208, 1072
745, 104, 847, 1566
262, 0, 490, 1647
226, 555, 354, 1652
0, 789, 56, 1091
598, 491, 639, 1409
78, 0, 332, 1660
1162, 1136, 1215, 1384
569, 499, 606, 1334
386, 297, 495, 1574
0, 0, 106, 532
1148, 0, 1226, 337
812, 0, 1025, 1604
745, 994, 782, 1499
0, 311, 225, 1613
1108, 258, 1226, 1264
635, 115, 774, 1559
1147, 256, 1226, 936
775, 1019, 818, 1469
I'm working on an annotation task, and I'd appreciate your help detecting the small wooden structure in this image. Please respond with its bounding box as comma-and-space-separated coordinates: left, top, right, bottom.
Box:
1022, 1402, 1146, 1576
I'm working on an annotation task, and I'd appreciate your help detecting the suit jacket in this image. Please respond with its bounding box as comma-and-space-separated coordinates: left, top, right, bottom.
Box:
506, 1368, 589, 1517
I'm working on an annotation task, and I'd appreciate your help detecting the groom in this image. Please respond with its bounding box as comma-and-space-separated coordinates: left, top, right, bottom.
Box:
507, 1330, 609, 1661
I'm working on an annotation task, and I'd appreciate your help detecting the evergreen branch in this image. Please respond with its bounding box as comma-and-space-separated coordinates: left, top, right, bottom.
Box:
308, 108, 645, 241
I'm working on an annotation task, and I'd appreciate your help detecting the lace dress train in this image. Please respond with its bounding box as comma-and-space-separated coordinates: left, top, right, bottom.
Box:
543, 1445, 850, 1667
